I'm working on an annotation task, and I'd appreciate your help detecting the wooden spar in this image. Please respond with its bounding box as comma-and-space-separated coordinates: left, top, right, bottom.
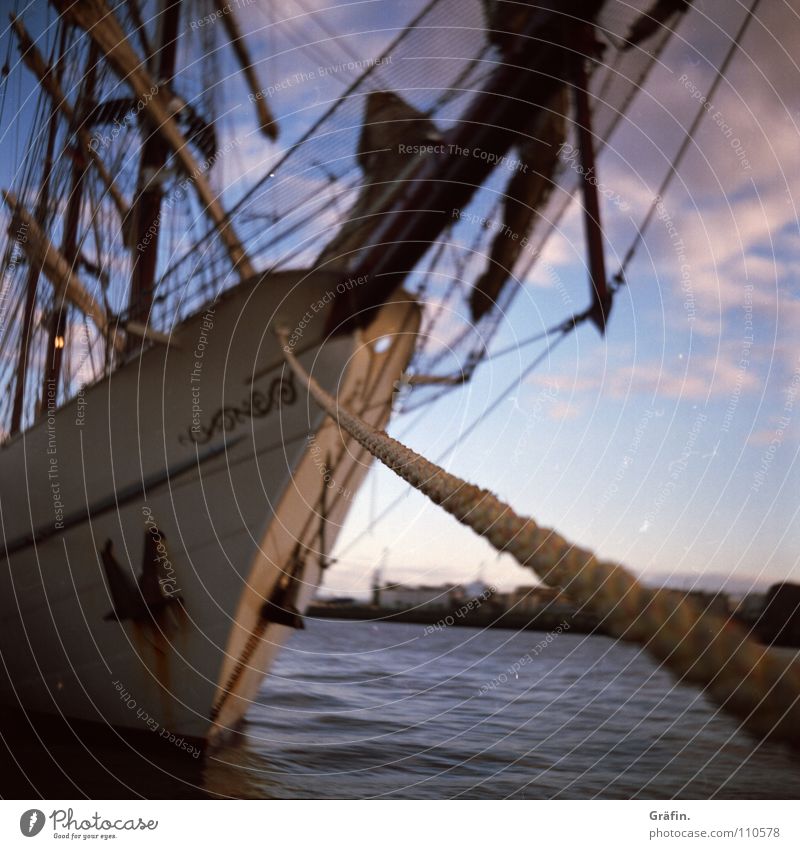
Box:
220, 9, 278, 140
9, 24, 66, 435
3, 191, 122, 351
572, 27, 610, 334
123, 320, 175, 346
126, 0, 181, 348
406, 373, 466, 386
42, 42, 99, 398
51, 0, 255, 280
9, 15, 130, 224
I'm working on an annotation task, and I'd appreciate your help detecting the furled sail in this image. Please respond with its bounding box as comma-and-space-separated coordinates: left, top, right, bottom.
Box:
469, 87, 568, 321
623, 0, 690, 49
316, 90, 443, 273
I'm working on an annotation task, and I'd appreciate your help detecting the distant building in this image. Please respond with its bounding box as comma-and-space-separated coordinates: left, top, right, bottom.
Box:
372, 577, 583, 618
376, 583, 457, 611
319, 596, 358, 607
735, 592, 766, 624
462, 579, 492, 601
505, 584, 561, 614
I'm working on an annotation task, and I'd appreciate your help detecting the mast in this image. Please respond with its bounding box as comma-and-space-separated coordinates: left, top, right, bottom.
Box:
41, 43, 99, 397
220, 9, 277, 139
52, 0, 255, 281
9, 15, 130, 223
126, 0, 181, 348
9, 25, 67, 435
3, 192, 117, 344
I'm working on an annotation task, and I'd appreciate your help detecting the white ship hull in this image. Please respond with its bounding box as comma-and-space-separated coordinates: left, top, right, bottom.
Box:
0, 271, 419, 748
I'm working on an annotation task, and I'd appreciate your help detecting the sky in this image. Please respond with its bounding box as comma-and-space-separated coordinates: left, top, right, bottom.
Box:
1, 0, 797, 598
306, 0, 800, 597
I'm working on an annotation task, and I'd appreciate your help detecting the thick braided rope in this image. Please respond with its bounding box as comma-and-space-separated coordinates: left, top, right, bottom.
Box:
279, 331, 800, 746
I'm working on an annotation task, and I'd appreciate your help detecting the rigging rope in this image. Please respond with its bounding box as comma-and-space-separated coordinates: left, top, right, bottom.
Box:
404, 289, 603, 413
278, 325, 800, 748
613, 0, 762, 282
415, 0, 687, 388
156, 0, 446, 288
339, 323, 574, 553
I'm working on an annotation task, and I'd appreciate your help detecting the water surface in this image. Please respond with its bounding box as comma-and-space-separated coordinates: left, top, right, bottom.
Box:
3, 620, 798, 798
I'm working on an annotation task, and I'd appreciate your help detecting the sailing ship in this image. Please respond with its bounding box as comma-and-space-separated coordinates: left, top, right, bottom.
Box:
0, 0, 696, 748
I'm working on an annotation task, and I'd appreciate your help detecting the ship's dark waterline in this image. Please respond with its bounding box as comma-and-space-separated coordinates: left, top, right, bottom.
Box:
2, 620, 798, 799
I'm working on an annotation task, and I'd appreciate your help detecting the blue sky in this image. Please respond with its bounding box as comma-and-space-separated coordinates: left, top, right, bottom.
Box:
1, 0, 797, 597
312, 0, 800, 596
